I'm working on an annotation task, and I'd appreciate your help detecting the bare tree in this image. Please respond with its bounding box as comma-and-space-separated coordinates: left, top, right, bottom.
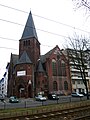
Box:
72, 0, 90, 11
66, 34, 90, 99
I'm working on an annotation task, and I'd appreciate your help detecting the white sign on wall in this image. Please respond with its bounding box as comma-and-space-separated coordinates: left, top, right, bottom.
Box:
17, 71, 26, 76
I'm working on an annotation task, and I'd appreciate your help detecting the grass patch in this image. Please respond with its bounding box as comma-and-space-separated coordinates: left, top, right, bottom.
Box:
0, 100, 90, 119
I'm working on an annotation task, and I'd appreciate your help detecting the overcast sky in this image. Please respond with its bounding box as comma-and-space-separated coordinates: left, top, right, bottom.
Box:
0, 0, 90, 79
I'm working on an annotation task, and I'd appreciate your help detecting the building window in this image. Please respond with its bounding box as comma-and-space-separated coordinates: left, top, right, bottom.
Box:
59, 80, 63, 90
64, 81, 68, 90
72, 80, 75, 84
26, 40, 28, 46
77, 81, 80, 84
58, 60, 62, 76
42, 80, 44, 84
38, 81, 40, 87
74, 89, 76, 92
82, 89, 84, 92
2, 87, 4, 90
23, 40, 30, 46
44, 85, 48, 88
28, 40, 30, 45
81, 81, 83, 84
52, 59, 57, 76
23, 41, 26, 46
53, 81, 57, 91
78, 88, 81, 93
61, 60, 66, 76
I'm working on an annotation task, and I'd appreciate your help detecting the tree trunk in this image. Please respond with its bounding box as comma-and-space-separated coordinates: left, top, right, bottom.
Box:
84, 80, 89, 100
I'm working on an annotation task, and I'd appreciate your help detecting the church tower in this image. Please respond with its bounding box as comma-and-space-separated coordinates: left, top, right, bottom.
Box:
12, 11, 41, 98
19, 11, 40, 67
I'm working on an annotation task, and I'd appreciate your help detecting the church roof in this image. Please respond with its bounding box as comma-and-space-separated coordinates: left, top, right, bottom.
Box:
9, 53, 19, 74
40, 45, 61, 63
16, 51, 32, 65
11, 54, 19, 66
37, 59, 45, 73
40, 47, 54, 63
21, 11, 38, 40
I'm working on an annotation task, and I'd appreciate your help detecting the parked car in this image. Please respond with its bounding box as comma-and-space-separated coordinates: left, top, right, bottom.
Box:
35, 95, 47, 101
71, 92, 84, 97
9, 96, 19, 103
48, 94, 59, 100
0, 94, 5, 101
79, 92, 87, 96
79, 92, 90, 96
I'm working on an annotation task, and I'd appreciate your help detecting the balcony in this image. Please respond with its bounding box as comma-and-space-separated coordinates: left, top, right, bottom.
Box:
71, 76, 82, 80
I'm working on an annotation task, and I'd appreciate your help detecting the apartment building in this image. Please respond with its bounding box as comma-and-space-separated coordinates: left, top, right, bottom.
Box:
62, 49, 90, 93
0, 63, 9, 96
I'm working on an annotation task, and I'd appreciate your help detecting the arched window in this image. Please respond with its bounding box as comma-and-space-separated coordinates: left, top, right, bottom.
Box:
23, 40, 30, 46
58, 59, 62, 76
23, 41, 26, 46
64, 81, 68, 90
52, 59, 57, 76
61, 60, 66, 76
28, 40, 30, 45
53, 81, 57, 91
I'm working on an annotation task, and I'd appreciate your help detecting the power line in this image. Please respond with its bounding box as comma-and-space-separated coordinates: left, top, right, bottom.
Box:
0, 3, 90, 50
0, 3, 90, 34
33, 13, 90, 34
0, 46, 17, 50
0, 17, 89, 50
0, 36, 18, 41
0, 18, 70, 39
0, 36, 54, 49
0, 3, 28, 14
0, 17, 89, 42
0, 18, 23, 26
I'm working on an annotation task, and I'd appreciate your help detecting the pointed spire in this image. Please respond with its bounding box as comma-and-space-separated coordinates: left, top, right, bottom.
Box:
21, 11, 38, 40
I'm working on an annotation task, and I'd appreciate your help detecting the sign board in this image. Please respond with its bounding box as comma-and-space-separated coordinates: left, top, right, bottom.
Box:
17, 71, 26, 76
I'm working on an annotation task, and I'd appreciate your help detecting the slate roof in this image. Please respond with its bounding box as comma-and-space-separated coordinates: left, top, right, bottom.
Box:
16, 51, 32, 65
40, 47, 54, 63
10, 54, 19, 74
37, 59, 45, 73
21, 11, 38, 40
11, 54, 19, 66
0, 78, 4, 83
40, 45, 61, 63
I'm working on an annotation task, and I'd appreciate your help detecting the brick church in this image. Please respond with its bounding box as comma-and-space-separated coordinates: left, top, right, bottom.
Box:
7, 11, 71, 98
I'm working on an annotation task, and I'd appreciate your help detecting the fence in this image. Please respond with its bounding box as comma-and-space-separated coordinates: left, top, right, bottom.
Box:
0, 95, 89, 109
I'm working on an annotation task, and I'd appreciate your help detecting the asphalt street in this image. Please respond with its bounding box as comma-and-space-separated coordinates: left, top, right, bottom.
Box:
0, 95, 88, 109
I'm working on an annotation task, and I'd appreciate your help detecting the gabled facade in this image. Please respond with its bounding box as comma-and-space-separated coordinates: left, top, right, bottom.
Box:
7, 11, 71, 98
39, 46, 71, 95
